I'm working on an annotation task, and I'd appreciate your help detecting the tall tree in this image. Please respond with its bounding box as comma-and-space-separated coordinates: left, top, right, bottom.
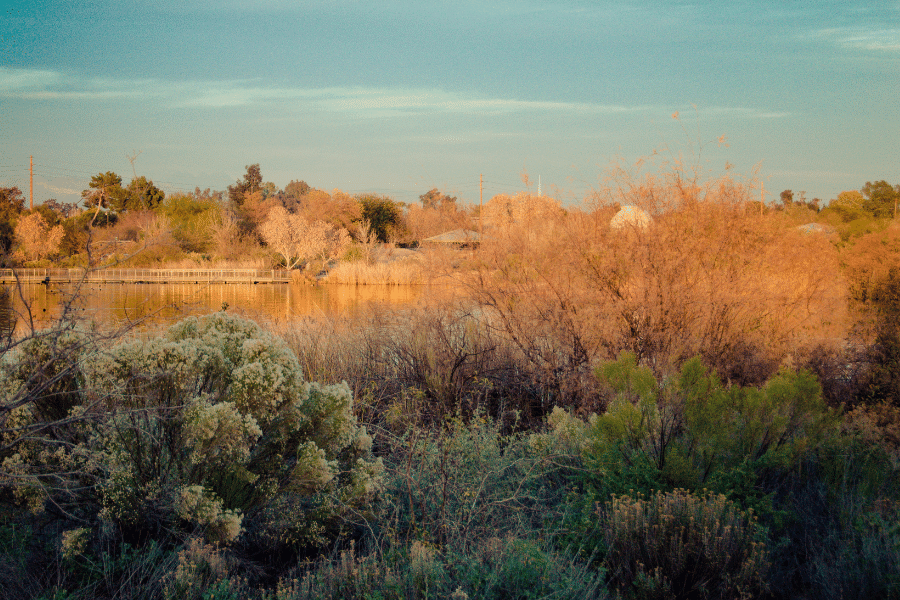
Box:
419, 188, 457, 211
356, 194, 403, 242
43, 198, 77, 219
228, 164, 263, 206
122, 176, 165, 211
82, 172, 126, 225
301, 189, 361, 232
14, 212, 64, 261
862, 180, 900, 219
779, 189, 793, 208
0, 187, 25, 253
284, 180, 311, 200
260, 206, 349, 268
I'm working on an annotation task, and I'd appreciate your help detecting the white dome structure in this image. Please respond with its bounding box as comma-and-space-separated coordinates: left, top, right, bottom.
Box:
610, 205, 653, 230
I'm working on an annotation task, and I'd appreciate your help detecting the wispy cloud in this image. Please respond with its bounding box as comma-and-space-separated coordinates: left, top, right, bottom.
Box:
810, 27, 900, 51
701, 106, 791, 119
0, 68, 159, 100
43, 182, 83, 196
0, 67, 644, 114
0, 67, 785, 122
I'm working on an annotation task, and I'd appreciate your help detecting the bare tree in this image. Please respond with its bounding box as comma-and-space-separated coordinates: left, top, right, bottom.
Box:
14, 212, 64, 261
260, 206, 350, 269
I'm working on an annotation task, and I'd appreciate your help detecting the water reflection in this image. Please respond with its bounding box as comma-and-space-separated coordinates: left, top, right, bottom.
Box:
0, 287, 15, 345
5, 282, 428, 333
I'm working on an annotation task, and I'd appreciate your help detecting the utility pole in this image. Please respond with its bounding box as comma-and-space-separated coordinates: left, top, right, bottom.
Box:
29, 155, 33, 210
479, 174, 483, 241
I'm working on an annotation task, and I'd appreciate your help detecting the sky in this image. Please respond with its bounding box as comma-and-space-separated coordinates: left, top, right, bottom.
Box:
1, 0, 898, 209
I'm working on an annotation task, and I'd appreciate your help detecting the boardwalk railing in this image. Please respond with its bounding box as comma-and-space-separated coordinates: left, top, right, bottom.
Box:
0, 268, 292, 284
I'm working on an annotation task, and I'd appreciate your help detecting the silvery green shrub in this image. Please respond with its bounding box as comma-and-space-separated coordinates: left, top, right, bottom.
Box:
0, 312, 382, 549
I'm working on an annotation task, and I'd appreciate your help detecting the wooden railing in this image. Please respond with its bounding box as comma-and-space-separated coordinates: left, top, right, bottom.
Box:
0, 268, 292, 284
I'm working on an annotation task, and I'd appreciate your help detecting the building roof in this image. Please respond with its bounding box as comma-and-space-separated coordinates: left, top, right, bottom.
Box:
610, 205, 653, 229
796, 222, 836, 235
422, 229, 483, 244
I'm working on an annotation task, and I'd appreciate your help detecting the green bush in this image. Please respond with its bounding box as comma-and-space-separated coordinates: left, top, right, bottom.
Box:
0, 312, 383, 558
579, 354, 837, 501
378, 412, 581, 553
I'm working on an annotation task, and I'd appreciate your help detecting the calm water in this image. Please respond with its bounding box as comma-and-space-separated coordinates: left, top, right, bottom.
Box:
2, 282, 433, 333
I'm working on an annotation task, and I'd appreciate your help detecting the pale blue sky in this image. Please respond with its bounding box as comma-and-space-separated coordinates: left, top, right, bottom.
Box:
1, 0, 898, 208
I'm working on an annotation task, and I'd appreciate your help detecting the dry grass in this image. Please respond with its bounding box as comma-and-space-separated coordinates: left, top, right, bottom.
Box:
601, 489, 769, 598
325, 258, 423, 285
277, 301, 590, 429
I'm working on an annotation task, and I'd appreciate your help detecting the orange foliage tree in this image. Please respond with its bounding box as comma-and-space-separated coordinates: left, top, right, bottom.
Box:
14, 212, 65, 262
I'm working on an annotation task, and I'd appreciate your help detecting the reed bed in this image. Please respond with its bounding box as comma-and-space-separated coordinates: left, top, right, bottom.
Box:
324, 258, 423, 285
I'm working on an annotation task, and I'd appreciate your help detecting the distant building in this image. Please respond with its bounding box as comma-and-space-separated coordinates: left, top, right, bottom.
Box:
421, 229, 483, 248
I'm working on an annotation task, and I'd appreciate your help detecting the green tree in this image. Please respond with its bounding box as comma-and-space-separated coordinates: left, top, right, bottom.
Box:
862, 180, 900, 219
827, 190, 868, 223
284, 179, 310, 200
282, 179, 311, 212
82, 172, 126, 225
356, 193, 403, 242
227, 164, 263, 206
0, 187, 25, 254
780, 189, 793, 208
157, 192, 220, 253
120, 175, 165, 212
419, 188, 457, 210
42, 198, 77, 219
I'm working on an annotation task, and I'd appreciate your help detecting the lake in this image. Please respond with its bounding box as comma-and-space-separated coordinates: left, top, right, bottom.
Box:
0, 281, 437, 334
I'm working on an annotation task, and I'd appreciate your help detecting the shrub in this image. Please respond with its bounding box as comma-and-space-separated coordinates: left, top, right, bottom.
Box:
380, 414, 558, 548
0, 312, 383, 560
600, 489, 769, 599
581, 353, 838, 498
472, 165, 843, 395
273, 536, 607, 600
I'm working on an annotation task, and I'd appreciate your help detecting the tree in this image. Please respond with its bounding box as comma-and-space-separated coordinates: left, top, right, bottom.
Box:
82, 172, 126, 225
281, 179, 311, 212
420, 188, 457, 211
862, 180, 900, 219
122, 175, 165, 212
157, 192, 220, 253
828, 190, 869, 223
356, 194, 403, 242
228, 164, 263, 206
284, 179, 310, 200
192, 187, 224, 202
405, 202, 472, 242
0, 187, 25, 253
14, 212, 65, 261
482, 192, 563, 231
301, 189, 361, 232
43, 198, 77, 219
260, 206, 349, 268
780, 189, 793, 208
208, 207, 246, 261
236, 189, 279, 238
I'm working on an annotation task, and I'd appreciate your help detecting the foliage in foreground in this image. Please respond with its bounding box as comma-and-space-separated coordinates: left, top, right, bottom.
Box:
0, 312, 382, 596
1, 313, 900, 599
